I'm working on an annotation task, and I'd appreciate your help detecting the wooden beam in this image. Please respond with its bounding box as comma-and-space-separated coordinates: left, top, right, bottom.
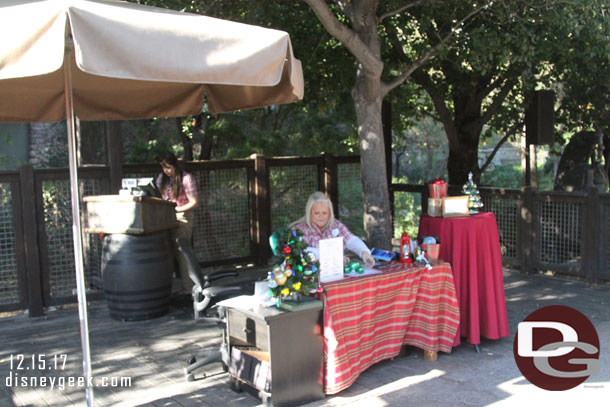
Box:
105, 120, 123, 193
19, 164, 44, 317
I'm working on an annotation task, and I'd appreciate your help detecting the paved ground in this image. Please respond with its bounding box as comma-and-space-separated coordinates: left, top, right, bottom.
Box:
0, 268, 608, 407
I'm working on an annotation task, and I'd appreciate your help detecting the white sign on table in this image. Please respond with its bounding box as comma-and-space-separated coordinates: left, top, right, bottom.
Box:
319, 237, 344, 282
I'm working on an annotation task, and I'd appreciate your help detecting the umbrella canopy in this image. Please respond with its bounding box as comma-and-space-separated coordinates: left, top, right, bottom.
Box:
0, 1, 304, 405
0, 0, 304, 122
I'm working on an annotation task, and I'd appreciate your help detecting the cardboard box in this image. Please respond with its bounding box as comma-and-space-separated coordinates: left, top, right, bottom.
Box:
428, 198, 443, 217
84, 195, 177, 234
442, 196, 470, 218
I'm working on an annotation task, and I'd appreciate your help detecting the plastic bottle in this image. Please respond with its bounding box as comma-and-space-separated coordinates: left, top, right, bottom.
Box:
400, 232, 412, 264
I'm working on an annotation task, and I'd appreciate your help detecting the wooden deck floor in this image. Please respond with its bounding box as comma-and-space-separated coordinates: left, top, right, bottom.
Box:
1, 269, 609, 407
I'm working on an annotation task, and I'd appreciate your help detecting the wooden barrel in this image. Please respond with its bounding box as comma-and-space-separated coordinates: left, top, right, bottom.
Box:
101, 231, 174, 321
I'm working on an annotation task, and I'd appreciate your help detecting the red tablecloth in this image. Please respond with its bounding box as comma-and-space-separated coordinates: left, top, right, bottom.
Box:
418, 212, 509, 346
321, 262, 459, 394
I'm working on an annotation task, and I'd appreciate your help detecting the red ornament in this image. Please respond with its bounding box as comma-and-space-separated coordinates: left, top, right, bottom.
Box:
282, 245, 292, 254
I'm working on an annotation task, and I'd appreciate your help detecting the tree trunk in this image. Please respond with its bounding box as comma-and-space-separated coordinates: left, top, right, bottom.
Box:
447, 142, 479, 186
352, 71, 392, 249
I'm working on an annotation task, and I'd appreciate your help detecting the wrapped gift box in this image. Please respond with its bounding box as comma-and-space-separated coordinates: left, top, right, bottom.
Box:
421, 243, 440, 261
428, 183, 448, 199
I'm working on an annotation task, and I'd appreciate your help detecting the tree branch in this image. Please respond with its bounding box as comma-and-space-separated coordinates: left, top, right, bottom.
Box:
381, 0, 493, 96
302, 0, 383, 76
378, 0, 421, 22
479, 77, 517, 125
479, 120, 521, 174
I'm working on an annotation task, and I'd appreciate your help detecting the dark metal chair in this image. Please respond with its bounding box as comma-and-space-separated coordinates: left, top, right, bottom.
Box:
175, 237, 244, 381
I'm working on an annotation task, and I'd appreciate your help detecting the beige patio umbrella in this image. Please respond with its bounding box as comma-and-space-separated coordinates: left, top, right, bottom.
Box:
0, 0, 303, 404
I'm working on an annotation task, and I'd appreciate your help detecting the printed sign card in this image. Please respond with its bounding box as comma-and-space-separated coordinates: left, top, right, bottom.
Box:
319, 237, 344, 283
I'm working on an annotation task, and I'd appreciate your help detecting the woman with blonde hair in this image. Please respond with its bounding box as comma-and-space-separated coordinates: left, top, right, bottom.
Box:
291, 191, 375, 268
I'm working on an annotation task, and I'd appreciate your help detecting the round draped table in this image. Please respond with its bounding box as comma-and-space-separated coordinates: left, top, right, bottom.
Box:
418, 212, 510, 345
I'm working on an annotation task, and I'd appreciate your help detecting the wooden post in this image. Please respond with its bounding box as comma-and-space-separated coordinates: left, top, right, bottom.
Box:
105, 120, 123, 193
522, 134, 530, 187
581, 187, 600, 282
323, 153, 338, 216
19, 164, 44, 317
382, 100, 393, 230
251, 154, 271, 265
519, 187, 535, 275
424, 350, 438, 361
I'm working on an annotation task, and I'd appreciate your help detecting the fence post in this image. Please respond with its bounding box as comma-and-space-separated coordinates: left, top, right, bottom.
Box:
581, 187, 600, 282
105, 121, 123, 193
251, 154, 271, 265
19, 164, 44, 317
323, 153, 339, 216
519, 186, 535, 275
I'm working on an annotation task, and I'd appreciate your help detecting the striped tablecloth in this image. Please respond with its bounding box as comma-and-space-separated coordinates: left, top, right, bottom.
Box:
321, 262, 460, 394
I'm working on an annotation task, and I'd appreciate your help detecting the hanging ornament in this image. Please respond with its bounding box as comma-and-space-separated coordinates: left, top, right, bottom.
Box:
274, 272, 287, 286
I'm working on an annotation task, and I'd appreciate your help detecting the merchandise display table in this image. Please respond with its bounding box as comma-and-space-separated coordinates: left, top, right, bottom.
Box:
321, 262, 459, 394
418, 212, 509, 346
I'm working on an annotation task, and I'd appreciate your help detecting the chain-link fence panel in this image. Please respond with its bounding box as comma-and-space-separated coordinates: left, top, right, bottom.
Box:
0, 183, 19, 304
482, 194, 519, 263
537, 199, 582, 268
191, 168, 251, 262
337, 162, 365, 239
43, 178, 105, 299
269, 164, 319, 232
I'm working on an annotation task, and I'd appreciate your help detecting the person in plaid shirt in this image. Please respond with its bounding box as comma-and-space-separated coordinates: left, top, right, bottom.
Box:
291, 191, 375, 268
156, 152, 199, 293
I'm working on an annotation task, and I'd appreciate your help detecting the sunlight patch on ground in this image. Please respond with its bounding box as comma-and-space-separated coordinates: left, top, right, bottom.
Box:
488, 375, 610, 407
321, 369, 446, 407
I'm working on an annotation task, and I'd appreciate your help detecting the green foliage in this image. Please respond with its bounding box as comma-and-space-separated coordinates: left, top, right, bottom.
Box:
267, 228, 320, 298
123, 137, 175, 163
391, 181, 421, 239
480, 162, 555, 190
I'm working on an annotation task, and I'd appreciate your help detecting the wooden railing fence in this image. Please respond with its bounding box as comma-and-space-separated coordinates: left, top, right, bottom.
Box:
0, 154, 608, 316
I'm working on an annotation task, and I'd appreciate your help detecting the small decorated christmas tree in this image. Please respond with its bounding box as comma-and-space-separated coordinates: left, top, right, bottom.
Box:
267, 228, 321, 307
462, 172, 484, 214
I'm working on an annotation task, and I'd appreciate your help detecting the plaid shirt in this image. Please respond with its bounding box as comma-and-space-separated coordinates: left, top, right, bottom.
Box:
156, 172, 197, 207
293, 219, 354, 249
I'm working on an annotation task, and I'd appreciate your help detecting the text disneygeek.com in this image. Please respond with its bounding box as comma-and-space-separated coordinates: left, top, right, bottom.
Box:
4, 353, 131, 391
5, 372, 132, 391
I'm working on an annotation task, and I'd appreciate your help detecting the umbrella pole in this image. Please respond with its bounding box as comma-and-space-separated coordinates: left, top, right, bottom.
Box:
64, 39, 95, 407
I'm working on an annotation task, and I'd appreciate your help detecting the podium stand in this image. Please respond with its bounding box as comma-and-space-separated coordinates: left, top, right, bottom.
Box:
84, 195, 178, 321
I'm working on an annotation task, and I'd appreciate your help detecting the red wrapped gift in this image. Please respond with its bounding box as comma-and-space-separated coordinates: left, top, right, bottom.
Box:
428, 178, 448, 199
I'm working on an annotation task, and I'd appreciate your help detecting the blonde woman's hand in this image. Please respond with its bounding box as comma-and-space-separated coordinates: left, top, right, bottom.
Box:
362, 251, 375, 268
